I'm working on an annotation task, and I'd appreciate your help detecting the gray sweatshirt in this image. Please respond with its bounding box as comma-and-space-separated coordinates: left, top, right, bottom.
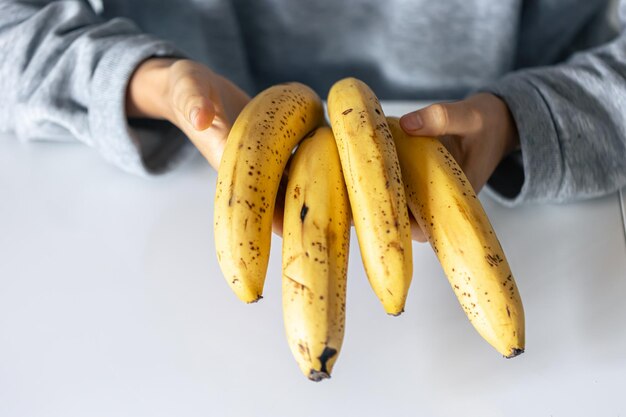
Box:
0, 0, 624, 206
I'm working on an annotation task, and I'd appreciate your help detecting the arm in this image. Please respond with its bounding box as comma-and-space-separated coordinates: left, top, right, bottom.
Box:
401, 2, 626, 209
481, 22, 626, 205
0, 1, 248, 174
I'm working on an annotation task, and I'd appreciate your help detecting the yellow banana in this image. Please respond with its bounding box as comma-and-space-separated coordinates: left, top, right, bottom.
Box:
387, 117, 525, 358
282, 127, 351, 381
327, 78, 413, 315
214, 83, 324, 303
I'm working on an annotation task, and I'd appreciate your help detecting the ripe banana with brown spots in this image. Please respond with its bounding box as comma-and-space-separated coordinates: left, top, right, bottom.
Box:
327, 78, 413, 316
282, 126, 351, 381
214, 83, 324, 303
387, 117, 525, 358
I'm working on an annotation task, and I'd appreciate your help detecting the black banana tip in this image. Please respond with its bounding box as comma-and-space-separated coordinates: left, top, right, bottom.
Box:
388, 308, 405, 317
308, 370, 330, 382
505, 348, 525, 359
247, 295, 263, 304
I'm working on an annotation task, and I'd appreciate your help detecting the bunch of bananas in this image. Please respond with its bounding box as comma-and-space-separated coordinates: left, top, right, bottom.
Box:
214, 78, 525, 381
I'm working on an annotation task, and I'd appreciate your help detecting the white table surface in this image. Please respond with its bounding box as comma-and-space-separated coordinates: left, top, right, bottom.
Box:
1, 102, 626, 417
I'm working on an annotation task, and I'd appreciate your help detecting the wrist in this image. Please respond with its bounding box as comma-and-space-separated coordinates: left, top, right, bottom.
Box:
126, 57, 179, 120
494, 95, 520, 157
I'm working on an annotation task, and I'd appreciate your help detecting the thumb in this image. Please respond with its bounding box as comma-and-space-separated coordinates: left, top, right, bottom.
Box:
172, 76, 217, 131
183, 94, 216, 131
399, 101, 482, 137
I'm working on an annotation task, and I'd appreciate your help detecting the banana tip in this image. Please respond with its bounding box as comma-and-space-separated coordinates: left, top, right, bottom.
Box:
387, 308, 405, 317
246, 294, 263, 304
505, 348, 524, 359
308, 370, 330, 382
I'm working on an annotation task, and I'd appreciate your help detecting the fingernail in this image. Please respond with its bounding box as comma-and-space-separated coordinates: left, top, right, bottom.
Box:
189, 107, 200, 127
400, 113, 423, 131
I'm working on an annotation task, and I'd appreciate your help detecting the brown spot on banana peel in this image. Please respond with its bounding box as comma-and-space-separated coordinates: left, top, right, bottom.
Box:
485, 253, 504, 267
297, 341, 312, 363
239, 258, 248, 270
453, 197, 471, 223
387, 240, 404, 254
300, 203, 309, 222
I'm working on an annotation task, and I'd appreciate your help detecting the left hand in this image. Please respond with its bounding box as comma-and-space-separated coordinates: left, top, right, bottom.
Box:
126, 58, 250, 170
399, 93, 520, 242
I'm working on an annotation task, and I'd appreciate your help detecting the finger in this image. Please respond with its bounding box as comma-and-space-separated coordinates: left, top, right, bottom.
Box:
173, 106, 228, 171
215, 74, 251, 124
272, 206, 284, 237
183, 95, 216, 131
272, 173, 289, 237
399, 101, 483, 137
171, 76, 217, 131
408, 212, 428, 243
189, 99, 216, 131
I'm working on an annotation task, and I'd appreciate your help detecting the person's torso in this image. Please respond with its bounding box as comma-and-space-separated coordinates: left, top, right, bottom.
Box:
99, 0, 615, 98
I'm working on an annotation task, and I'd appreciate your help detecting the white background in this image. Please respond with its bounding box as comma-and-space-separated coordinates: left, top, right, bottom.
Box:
1, 103, 626, 417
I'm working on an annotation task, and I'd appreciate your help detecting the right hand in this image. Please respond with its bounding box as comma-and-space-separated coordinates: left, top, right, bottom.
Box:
399, 93, 520, 242
125, 58, 250, 170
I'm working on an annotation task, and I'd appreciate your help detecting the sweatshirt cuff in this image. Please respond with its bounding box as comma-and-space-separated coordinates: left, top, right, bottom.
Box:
480, 73, 564, 207
89, 33, 193, 176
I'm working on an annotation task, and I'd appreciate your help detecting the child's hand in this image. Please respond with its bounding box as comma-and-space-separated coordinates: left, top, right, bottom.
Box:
126, 58, 250, 170
399, 93, 520, 242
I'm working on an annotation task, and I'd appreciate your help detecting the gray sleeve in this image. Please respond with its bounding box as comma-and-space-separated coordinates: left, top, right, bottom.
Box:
0, 0, 190, 175
482, 2, 626, 206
